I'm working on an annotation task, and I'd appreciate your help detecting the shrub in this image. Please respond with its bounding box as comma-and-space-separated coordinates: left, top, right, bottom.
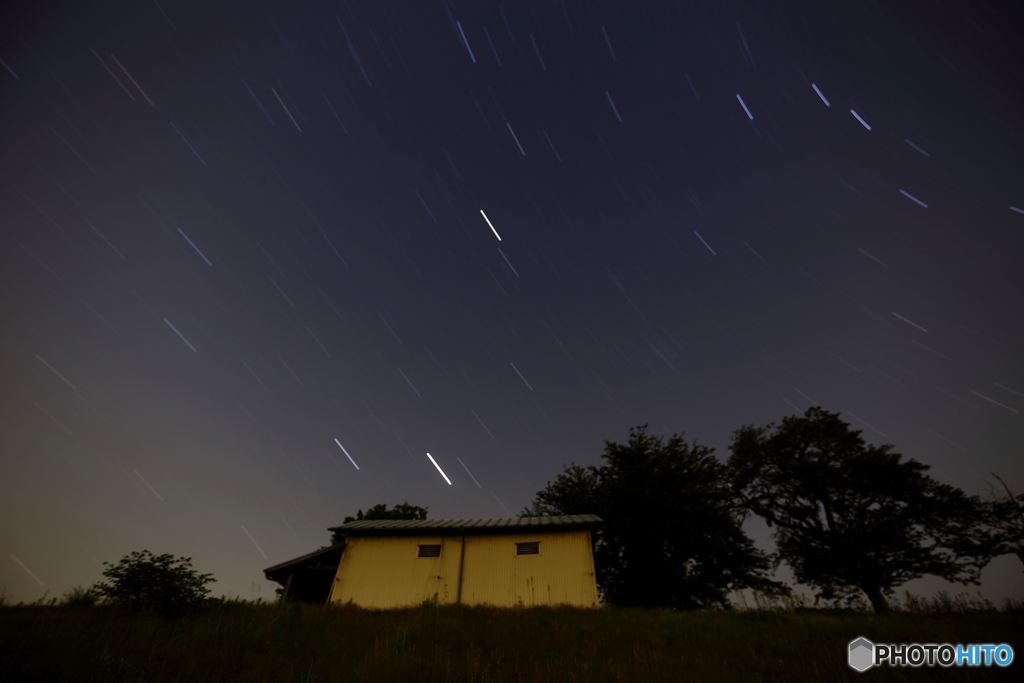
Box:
92, 550, 218, 618
61, 585, 101, 607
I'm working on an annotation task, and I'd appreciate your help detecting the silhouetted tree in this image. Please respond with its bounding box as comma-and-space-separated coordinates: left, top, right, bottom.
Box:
523, 425, 785, 609
985, 473, 1024, 572
93, 550, 217, 618
728, 407, 1000, 613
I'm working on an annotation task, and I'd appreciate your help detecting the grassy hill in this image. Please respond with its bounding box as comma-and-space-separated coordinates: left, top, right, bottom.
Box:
0, 592, 1020, 682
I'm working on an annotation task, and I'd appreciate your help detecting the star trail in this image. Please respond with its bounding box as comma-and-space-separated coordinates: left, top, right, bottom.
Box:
1, 0, 1022, 605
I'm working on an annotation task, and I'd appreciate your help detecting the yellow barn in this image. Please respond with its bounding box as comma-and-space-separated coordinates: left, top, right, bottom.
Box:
326, 515, 601, 609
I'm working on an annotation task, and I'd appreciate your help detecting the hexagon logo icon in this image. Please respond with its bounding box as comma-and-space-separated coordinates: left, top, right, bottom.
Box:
849, 637, 874, 672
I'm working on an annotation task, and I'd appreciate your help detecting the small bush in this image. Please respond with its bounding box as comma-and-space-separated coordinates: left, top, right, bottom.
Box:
61, 585, 101, 607
92, 550, 218, 618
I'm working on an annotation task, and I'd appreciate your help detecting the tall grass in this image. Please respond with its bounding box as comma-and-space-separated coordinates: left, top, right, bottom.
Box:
0, 592, 1020, 682
732, 588, 1024, 614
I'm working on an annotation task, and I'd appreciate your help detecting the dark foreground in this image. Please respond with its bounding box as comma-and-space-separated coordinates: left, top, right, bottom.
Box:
0, 598, 1020, 682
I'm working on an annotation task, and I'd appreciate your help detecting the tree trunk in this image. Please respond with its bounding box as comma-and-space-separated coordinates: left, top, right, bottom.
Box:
862, 586, 889, 613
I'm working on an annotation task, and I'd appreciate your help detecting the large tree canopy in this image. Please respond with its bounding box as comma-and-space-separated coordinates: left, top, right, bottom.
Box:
728, 407, 1000, 612
523, 425, 784, 609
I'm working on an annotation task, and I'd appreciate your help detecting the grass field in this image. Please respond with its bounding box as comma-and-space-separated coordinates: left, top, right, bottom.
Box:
0, 591, 1020, 682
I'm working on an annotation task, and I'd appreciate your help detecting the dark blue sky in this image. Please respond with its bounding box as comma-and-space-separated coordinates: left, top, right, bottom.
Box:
2, 0, 1023, 605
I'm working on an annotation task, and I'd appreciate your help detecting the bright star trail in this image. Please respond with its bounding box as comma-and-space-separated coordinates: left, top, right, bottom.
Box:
480, 210, 502, 240
334, 440, 360, 470
850, 109, 872, 130
1, 0, 1021, 608
426, 453, 452, 485
899, 189, 929, 208
735, 93, 754, 120
811, 83, 830, 107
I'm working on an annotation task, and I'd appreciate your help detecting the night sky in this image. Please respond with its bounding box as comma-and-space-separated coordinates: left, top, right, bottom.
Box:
2, 0, 1023, 606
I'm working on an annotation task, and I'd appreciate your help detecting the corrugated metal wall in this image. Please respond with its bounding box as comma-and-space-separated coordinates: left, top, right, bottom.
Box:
461, 530, 598, 608
328, 530, 598, 609
329, 535, 463, 608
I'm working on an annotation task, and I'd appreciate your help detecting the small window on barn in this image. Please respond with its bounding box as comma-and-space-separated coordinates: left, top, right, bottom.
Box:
516, 541, 540, 556
417, 545, 441, 558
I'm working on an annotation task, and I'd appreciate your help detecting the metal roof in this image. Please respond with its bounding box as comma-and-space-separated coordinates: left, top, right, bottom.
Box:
263, 542, 345, 576
328, 514, 602, 534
